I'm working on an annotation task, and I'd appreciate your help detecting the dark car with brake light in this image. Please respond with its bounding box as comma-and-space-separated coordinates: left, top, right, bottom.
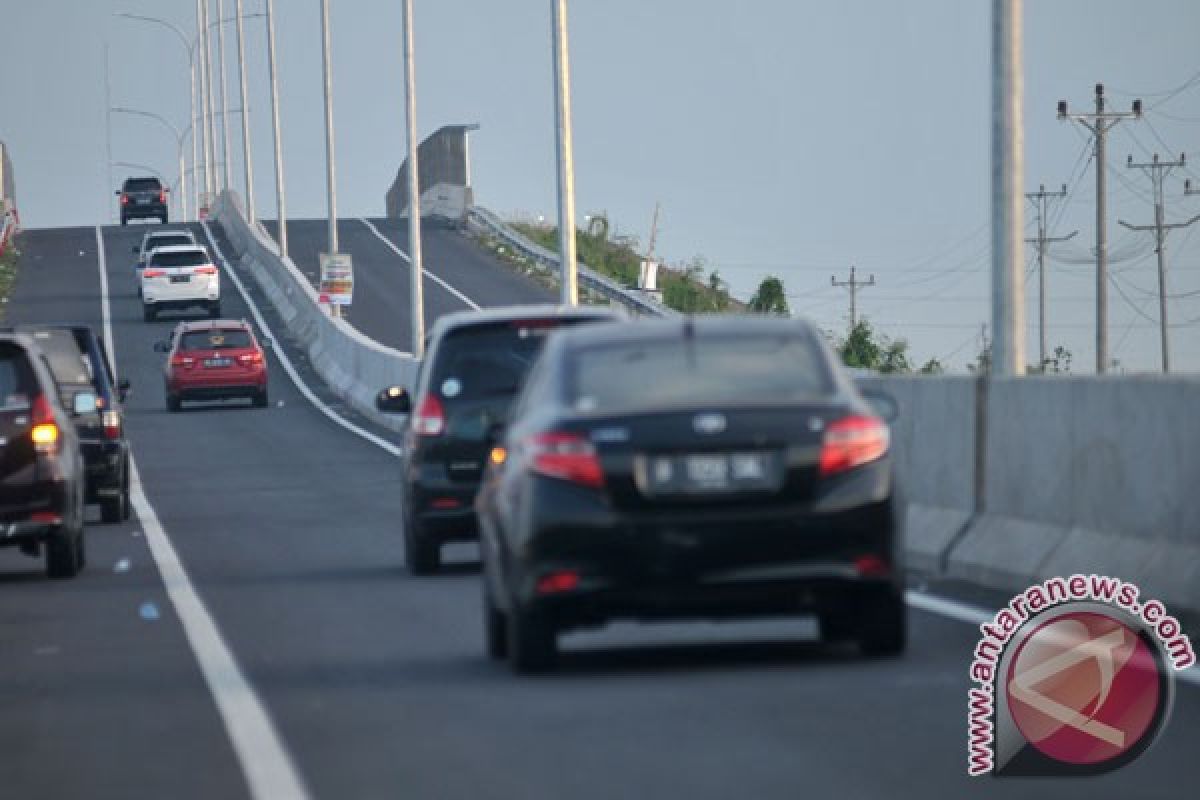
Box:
475, 315, 905, 672
0, 333, 89, 578
376, 305, 622, 575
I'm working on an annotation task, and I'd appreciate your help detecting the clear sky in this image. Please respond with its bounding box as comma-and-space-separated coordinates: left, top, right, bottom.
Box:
3, 1, 1199, 372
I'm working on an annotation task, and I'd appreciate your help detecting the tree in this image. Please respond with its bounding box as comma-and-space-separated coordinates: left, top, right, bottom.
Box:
918, 358, 945, 375
749, 276, 789, 314
840, 320, 882, 369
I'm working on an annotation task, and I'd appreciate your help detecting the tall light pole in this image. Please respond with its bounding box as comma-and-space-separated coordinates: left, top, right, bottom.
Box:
551, 0, 579, 306
1058, 84, 1142, 373
111, 107, 189, 221
402, 0, 425, 356
991, 0, 1025, 377
195, 0, 212, 205
201, 0, 219, 195
114, 11, 200, 219
234, 0, 255, 223
320, 0, 339, 255
264, 0, 288, 255
216, 0, 233, 193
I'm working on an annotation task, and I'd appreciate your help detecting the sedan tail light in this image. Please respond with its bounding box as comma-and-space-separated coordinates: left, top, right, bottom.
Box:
412, 394, 446, 437
194, 265, 217, 275
102, 410, 122, 440
170, 355, 195, 370
143, 268, 167, 278
526, 432, 604, 489
237, 351, 263, 367
819, 415, 889, 477
30, 394, 59, 453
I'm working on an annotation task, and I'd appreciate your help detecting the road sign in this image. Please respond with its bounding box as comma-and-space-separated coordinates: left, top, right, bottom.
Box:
319, 252, 354, 306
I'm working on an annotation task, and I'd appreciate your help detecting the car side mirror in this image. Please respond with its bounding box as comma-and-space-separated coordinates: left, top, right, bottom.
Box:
860, 389, 898, 423
72, 391, 99, 415
375, 385, 411, 414
153, 341, 170, 354
118, 378, 131, 402
114, 190, 122, 196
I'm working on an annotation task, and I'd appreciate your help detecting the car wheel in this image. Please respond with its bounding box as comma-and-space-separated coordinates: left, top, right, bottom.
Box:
253, 389, 268, 408
507, 603, 557, 674
46, 525, 82, 579
166, 393, 182, 413
484, 583, 508, 660
404, 511, 440, 575
143, 305, 156, 322
857, 591, 907, 657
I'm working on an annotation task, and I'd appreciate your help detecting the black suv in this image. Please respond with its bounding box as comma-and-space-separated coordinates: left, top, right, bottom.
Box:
117, 176, 168, 225
8, 326, 131, 522
376, 305, 621, 574
0, 333, 88, 578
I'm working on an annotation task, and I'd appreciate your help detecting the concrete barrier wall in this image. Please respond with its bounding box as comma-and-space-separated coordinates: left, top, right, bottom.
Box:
385, 125, 476, 224
870, 373, 1200, 614
210, 191, 416, 432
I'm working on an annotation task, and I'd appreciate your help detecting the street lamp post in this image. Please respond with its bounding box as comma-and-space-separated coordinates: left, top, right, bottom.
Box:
551, 0, 579, 306
216, 0, 233, 193
402, 0, 424, 355
320, 0, 339, 256
234, 0, 255, 223
264, 0, 288, 257
112, 107, 189, 221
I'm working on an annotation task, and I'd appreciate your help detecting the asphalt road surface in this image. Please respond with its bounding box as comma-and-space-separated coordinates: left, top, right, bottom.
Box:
1, 221, 1197, 799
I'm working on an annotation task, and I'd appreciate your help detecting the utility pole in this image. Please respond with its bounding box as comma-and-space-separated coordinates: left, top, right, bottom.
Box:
1118, 153, 1200, 373
991, 0, 1025, 377
216, 0, 233, 193
319, 0, 338, 256
1024, 183, 1077, 371
104, 43, 114, 223
551, 0, 579, 306
1057, 83, 1142, 373
831, 266, 875, 331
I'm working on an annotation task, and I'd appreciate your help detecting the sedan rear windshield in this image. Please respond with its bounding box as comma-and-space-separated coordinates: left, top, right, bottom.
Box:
124, 179, 161, 192
27, 330, 93, 388
150, 250, 210, 268
570, 334, 832, 412
180, 330, 252, 351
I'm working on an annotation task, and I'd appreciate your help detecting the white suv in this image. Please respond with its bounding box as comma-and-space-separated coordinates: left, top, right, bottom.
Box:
140, 245, 221, 322
135, 229, 197, 271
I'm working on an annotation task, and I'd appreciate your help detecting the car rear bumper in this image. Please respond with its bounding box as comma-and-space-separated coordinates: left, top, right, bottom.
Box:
173, 382, 265, 401
0, 480, 71, 545
122, 204, 167, 219
143, 288, 219, 308
411, 482, 480, 543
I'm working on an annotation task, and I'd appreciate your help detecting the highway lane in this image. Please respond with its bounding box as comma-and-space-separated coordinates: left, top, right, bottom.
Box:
1, 222, 1198, 798
260, 217, 552, 352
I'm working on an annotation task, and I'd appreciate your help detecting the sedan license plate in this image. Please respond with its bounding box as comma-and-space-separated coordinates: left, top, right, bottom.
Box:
169, 274, 190, 283
204, 357, 232, 368
641, 452, 779, 495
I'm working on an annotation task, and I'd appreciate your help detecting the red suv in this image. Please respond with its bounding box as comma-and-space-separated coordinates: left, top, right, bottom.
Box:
155, 320, 268, 411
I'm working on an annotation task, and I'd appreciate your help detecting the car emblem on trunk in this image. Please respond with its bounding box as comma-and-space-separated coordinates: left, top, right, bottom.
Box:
693, 413, 726, 435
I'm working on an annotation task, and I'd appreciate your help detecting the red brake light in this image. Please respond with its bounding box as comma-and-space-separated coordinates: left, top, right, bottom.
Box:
819, 415, 890, 477
412, 394, 446, 437
30, 396, 59, 452
158, 189, 167, 203
120, 195, 130, 205
526, 432, 604, 489
31, 394, 54, 425
237, 351, 263, 367
170, 355, 195, 370
102, 410, 121, 440
194, 265, 217, 275
143, 268, 166, 278
536, 570, 581, 595
854, 554, 891, 578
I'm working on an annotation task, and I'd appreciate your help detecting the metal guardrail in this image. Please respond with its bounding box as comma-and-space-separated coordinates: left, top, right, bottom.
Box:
467, 206, 676, 318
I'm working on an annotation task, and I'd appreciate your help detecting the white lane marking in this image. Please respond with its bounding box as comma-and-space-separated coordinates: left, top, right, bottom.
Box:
199, 221, 403, 458
359, 217, 483, 311
97, 226, 312, 800
905, 590, 1200, 688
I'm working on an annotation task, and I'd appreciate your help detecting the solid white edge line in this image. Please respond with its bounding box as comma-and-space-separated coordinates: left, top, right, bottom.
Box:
904, 589, 1200, 688
96, 226, 312, 800
359, 217, 483, 311
199, 221, 403, 458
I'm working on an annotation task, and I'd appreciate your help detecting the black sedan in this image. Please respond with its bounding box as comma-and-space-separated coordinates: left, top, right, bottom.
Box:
475, 315, 905, 672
